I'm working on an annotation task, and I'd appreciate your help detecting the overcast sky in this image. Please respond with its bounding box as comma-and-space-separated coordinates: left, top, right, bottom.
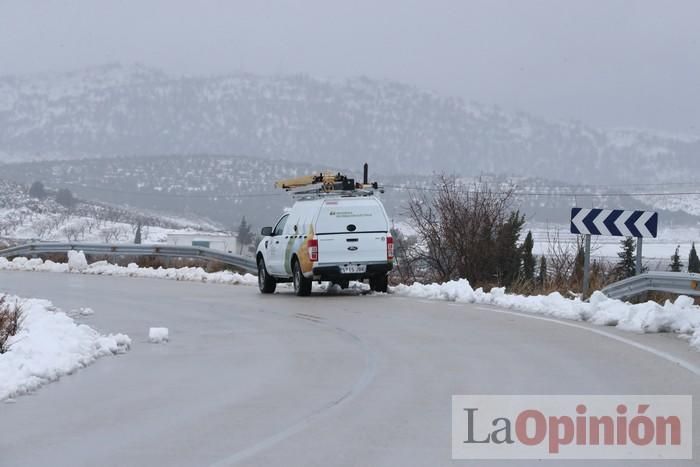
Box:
2, 0, 698, 134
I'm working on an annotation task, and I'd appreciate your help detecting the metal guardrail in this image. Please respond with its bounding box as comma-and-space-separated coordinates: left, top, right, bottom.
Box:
0, 242, 258, 274
601, 271, 700, 300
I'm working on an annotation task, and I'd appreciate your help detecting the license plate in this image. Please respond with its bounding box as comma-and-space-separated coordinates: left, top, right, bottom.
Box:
340, 264, 366, 274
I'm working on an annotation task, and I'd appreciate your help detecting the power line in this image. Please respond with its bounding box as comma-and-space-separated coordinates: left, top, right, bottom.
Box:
383, 184, 700, 198
63, 183, 284, 199
57, 181, 700, 200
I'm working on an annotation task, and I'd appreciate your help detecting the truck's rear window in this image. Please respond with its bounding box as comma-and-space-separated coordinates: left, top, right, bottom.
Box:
315, 199, 388, 234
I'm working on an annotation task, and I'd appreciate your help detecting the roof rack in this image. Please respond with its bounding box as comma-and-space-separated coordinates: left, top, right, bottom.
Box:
275, 170, 384, 200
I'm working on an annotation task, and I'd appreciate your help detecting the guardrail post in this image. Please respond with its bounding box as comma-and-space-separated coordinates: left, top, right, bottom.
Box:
635, 237, 643, 275
582, 234, 591, 298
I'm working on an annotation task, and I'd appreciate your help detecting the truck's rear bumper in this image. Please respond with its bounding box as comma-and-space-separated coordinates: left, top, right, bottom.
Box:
312, 262, 392, 280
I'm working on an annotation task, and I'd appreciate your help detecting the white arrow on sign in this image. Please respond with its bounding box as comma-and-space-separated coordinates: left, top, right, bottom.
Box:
614, 210, 634, 237
592, 209, 612, 236
571, 208, 588, 233
636, 211, 655, 238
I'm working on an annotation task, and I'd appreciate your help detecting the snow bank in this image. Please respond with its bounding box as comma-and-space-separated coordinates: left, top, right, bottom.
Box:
67, 250, 88, 271
0, 254, 258, 287
149, 327, 169, 343
392, 279, 700, 350
0, 294, 131, 400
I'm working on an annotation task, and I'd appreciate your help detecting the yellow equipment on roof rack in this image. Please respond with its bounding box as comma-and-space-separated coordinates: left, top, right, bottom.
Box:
274, 164, 382, 198
274, 172, 340, 190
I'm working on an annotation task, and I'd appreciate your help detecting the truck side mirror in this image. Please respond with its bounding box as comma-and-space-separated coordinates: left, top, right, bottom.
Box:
261, 226, 273, 236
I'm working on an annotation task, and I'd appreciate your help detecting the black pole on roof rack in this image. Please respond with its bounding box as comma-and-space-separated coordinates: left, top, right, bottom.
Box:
363, 163, 368, 185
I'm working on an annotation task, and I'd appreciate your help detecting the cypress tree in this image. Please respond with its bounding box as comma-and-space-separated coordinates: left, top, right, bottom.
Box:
669, 245, 683, 272
688, 242, 700, 273
237, 216, 253, 254
537, 255, 547, 286
134, 223, 142, 244
521, 230, 535, 281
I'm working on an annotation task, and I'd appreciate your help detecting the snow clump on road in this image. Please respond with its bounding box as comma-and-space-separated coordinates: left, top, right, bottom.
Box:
148, 327, 169, 343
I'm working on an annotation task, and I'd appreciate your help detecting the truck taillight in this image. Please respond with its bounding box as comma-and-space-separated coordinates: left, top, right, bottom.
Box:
387, 235, 394, 260
308, 238, 318, 262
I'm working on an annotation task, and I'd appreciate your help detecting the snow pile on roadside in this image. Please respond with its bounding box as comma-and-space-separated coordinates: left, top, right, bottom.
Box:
0, 253, 258, 286
0, 294, 131, 400
392, 279, 700, 350
67, 249, 88, 271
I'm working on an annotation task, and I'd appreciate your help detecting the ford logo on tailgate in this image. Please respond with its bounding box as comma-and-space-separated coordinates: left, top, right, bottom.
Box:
347, 246, 358, 251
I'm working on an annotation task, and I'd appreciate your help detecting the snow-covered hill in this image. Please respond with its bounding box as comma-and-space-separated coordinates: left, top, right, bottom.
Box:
1, 64, 698, 184
0, 179, 219, 244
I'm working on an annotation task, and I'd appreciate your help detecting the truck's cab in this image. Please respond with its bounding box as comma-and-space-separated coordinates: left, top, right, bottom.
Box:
256, 194, 393, 296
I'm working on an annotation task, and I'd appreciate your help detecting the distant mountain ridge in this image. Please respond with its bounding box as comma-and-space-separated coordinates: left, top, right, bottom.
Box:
1, 64, 698, 183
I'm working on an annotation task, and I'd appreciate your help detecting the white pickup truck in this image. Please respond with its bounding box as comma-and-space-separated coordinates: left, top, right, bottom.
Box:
256, 194, 394, 296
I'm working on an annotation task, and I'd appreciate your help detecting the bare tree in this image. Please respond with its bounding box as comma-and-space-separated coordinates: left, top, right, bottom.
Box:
404, 176, 521, 285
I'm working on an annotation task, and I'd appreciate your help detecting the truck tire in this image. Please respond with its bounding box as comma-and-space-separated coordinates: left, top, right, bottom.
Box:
370, 274, 388, 293
257, 258, 276, 294
293, 259, 312, 296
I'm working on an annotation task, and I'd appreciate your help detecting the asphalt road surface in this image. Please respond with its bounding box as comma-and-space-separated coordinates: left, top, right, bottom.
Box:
1, 271, 699, 467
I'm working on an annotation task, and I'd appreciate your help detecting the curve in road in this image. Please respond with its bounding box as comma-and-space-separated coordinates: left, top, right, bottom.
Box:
1, 271, 699, 467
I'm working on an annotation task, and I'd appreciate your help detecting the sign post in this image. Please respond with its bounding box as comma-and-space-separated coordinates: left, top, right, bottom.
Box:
570, 208, 658, 298
582, 234, 591, 297
636, 237, 643, 275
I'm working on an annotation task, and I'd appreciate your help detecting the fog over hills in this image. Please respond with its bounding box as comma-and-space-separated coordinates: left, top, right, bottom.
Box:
1, 64, 698, 184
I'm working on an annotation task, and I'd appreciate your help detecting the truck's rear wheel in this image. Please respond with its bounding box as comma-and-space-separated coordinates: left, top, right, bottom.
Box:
292, 260, 312, 296
369, 274, 388, 293
258, 258, 276, 294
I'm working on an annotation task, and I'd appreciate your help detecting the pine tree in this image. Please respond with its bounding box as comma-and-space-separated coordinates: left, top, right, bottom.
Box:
688, 242, 700, 273
237, 216, 253, 254
614, 237, 636, 280
537, 255, 547, 286
521, 230, 535, 281
669, 245, 683, 272
29, 181, 46, 199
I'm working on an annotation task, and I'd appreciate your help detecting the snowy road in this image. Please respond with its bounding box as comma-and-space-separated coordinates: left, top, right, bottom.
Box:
1, 271, 700, 467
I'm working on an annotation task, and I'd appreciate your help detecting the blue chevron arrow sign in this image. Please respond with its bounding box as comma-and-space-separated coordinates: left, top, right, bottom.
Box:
570, 208, 658, 238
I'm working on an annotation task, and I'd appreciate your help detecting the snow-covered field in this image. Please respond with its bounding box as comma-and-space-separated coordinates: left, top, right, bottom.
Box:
0, 293, 130, 401
0, 209, 207, 244
527, 224, 700, 270
0, 178, 223, 245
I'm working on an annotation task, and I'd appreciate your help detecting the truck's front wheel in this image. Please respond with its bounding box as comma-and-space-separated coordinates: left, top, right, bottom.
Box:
292, 260, 312, 296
